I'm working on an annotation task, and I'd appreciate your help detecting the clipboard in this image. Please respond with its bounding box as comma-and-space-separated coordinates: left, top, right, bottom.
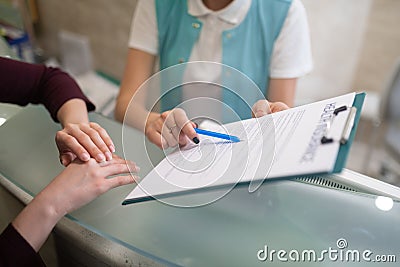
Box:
331, 92, 365, 173
122, 93, 365, 205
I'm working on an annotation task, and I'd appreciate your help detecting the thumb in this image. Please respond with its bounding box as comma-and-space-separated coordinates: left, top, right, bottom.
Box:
252, 100, 271, 118
60, 152, 76, 166
270, 102, 289, 113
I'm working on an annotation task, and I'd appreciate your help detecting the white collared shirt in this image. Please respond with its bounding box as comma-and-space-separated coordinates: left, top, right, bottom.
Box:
187, 0, 251, 69
181, 0, 252, 118
129, 0, 312, 77
129, 0, 313, 119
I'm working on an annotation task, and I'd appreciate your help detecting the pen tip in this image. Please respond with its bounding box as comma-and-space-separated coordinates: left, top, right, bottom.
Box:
193, 137, 200, 144
231, 137, 241, 143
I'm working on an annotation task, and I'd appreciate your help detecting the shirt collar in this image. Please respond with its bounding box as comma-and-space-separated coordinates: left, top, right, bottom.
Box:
188, 0, 251, 25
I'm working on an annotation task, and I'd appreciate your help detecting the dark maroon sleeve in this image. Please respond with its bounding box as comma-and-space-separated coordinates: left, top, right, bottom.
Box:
0, 57, 95, 122
0, 223, 46, 266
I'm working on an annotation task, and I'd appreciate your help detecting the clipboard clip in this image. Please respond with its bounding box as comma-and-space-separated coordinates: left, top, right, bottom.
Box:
321, 105, 357, 145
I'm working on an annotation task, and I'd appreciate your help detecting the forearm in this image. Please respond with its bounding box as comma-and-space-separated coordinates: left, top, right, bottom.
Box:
12, 191, 64, 252
57, 98, 89, 127
115, 48, 156, 130
11, 157, 138, 252
0, 57, 95, 122
117, 96, 159, 132
267, 78, 297, 107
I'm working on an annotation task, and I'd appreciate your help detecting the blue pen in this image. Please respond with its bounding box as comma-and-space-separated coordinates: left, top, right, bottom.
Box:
194, 128, 241, 143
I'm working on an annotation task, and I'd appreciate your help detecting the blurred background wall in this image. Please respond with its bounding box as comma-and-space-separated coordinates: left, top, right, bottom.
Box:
34, 0, 137, 79
33, 0, 400, 103
352, 0, 400, 94
298, 0, 372, 103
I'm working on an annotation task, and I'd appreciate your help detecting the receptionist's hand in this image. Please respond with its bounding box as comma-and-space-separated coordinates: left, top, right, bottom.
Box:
145, 108, 199, 149
56, 122, 116, 166
251, 100, 289, 118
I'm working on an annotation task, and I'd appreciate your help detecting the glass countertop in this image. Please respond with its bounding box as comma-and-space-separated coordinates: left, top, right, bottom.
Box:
0, 105, 399, 266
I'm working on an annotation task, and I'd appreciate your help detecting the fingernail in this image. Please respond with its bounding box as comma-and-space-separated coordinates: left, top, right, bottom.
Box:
97, 153, 106, 162
256, 111, 267, 117
82, 153, 90, 161
133, 175, 142, 182
134, 166, 140, 172
193, 137, 200, 144
109, 145, 115, 153
161, 139, 169, 149
105, 152, 113, 161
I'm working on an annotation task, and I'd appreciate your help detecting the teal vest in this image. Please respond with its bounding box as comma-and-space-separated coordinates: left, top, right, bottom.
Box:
155, 0, 291, 121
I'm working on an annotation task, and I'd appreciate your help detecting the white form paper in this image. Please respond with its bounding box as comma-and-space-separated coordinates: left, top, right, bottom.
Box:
124, 93, 356, 203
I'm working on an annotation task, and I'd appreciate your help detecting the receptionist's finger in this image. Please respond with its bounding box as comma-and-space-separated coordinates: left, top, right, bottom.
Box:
146, 128, 163, 148
173, 108, 198, 145
252, 100, 272, 118
162, 119, 179, 148
161, 110, 180, 147
270, 102, 289, 113
252, 100, 289, 118
145, 123, 167, 149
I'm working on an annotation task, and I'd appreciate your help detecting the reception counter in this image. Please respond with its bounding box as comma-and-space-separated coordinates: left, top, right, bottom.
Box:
1, 105, 399, 266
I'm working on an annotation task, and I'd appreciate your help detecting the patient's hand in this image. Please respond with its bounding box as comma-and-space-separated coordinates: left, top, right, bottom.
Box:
56, 122, 116, 166
251, 100, 289, 118
12, 155, 139, 252
44, 156, 139, 216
